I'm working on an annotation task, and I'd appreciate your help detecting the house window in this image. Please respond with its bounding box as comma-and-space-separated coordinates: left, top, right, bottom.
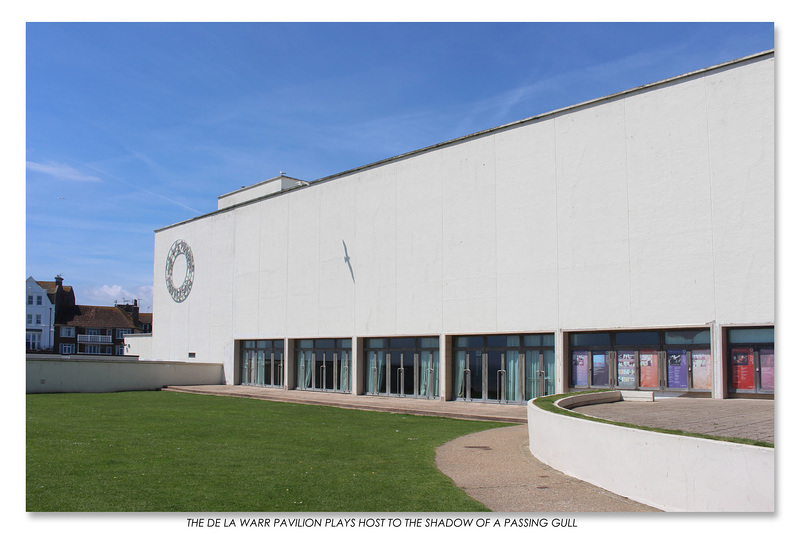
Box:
35, 314, 42, 325
60, 344, 75, 354
85, 345, 100, 354
27, 314, 32, 324
117, 328, 132, 339
60, 326, 76, 337
36, 295, 43, 305
26, 332, 41, 350
116, 345, 125, 355
86, 328, 102, 336
27, 295, 33, 305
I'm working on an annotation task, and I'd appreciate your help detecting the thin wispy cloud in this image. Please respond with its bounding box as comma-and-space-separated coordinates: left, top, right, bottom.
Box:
26, 161, 102, 182
84, 162, 204, 215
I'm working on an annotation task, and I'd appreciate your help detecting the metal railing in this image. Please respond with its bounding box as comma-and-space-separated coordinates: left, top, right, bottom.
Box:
77, 334, 112, 344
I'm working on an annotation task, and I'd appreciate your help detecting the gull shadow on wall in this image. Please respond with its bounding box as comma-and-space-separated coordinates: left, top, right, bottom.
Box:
342, 240, 355, 283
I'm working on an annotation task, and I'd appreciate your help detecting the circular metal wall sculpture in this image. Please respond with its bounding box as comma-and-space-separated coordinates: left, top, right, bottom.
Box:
165, 239, 195, 303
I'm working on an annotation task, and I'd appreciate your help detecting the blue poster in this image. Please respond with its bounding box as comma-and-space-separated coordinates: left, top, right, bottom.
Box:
667, 349, 687, 388
571, 351, 589, 386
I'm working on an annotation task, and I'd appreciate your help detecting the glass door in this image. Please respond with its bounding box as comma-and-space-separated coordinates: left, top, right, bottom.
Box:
759, 349, 774, 393
418, 337, 439, 399
453, 347, 483, 401
525, 348, 556, 398
337, 349, 351, 393
316, 350, 334, 391
666, 349, 689, 389
616, 351, 637, 389
690, 349, 712, 390
591, 351, 611, 388
365, 337, 438, 398
296, 343, 314, 390
418, 349, 438, 398
389, 351, 413, 396
728, 327, 774, 395
638, 350, 660, 389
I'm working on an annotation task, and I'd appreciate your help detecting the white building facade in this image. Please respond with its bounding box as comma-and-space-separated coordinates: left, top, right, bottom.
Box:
136, 51, 774, 401
26, 276, 56, 351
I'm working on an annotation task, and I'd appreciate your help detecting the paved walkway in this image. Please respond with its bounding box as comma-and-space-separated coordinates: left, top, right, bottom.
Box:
573, 397, 774, 443
163, 385, 528, 423
165, 385, 772, 512
435, 425, 659, 512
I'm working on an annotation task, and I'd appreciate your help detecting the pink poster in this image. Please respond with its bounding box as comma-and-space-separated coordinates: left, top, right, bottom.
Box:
760, 349, 774, 391
639, 350, 659, 388
691, 350, 712, 390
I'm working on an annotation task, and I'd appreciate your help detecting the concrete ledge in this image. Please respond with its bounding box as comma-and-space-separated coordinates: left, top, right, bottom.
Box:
556, 390, 622, 409
528, 395, 774, 512
621, 390, 655, 402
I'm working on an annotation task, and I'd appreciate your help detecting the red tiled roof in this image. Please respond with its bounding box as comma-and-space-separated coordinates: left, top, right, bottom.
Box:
59, 305, 139, 329
138, 313, 152, 325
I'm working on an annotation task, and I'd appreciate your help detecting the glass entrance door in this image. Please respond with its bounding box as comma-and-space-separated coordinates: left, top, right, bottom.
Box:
455, 334, 555, 403
453, 347, 483, 401
316, 350, 333, 391
526, 348, 555, 398
569, 329, 711, 393
240, 340, 284, 387
728, 327, 774, 395
295, 339, 351, 393
666, 349, 689, 389
418, 347, 438, 398
365, 344, 387, 395
365, 337, 440, 398
389, 351, 414, 396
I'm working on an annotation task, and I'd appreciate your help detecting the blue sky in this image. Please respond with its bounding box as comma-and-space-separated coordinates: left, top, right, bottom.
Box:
25, 22, 774, 313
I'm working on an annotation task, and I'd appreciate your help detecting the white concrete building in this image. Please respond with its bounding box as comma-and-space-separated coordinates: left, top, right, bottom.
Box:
131, 50, 774, 402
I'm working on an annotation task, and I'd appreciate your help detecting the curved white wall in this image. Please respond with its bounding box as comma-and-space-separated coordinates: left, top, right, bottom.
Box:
526, 397, 774, 512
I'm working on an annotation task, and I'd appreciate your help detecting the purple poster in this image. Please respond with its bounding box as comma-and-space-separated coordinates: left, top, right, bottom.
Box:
572, 351, 589, 387
592, 351, 609, 387
760, 349, 774, 391
667, 349, 687, 389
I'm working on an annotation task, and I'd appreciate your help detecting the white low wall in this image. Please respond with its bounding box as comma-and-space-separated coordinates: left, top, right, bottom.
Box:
26, 356, 224, 393
527, 393, 774, 512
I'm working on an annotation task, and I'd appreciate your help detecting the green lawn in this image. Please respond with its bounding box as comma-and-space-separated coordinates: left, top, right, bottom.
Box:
26, 391, 507, 512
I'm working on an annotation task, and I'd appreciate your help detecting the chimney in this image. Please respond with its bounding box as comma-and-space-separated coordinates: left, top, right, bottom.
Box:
131, 301, 139, 325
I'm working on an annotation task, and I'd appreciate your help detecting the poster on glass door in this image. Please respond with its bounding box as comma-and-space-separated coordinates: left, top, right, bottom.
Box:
592, 351, 609, 387
667, 349, 688, 389
731, 347, 755, 390
760, 349, 774, 391
617, 351, 636, 387
571, 351, 589, 387
639, 350, 659, 388
690, 350, 712, 390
